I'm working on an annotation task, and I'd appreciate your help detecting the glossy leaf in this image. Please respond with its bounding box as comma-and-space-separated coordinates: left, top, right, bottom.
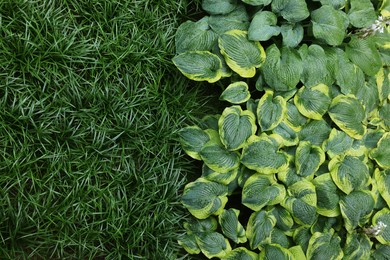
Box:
294, 84, 331, 120
220, 81, 250, 104
280, 23, 303, 48
370, 133, 390, 169
179, 126, 210, 160
271, 0, 310, 23
295, 141, 325, 178
246, 210, 276, 249
347, 0, 377, 28
202, 0, 237, 15
257, 90, 287, 131
312, 173, 341, 217
196, 232, 232, 258
248, 11, 280, 41
322, 128, 354, 158
307, 230, 344, 260
218, 209, 247, 244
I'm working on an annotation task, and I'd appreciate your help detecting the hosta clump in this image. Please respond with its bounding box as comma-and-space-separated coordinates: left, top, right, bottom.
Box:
175, 0, 390, 259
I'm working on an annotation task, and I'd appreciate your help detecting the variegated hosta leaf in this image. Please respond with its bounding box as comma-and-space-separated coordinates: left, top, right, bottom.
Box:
248, 11, 280, 41
343, 232, 372, 260
221, 247, 258, 260
271, 0, 310, 23
270, 228, 291, 248
289, 245, 307, 260
241, 135, 289, 174
242, 173, 286, 211
200, 114, 220, 131
310, 215, 339, 234
294, 84, 331, 120
271, 206, 294, 231
281, 179, 318, 226
202, 164, 239, 185
322, 128, 354, 158
219, 106, 257, 151
211, 43, 233, 78
202, 0, 237, 15
339, 190, 375, 232
329, 153, 371, 194
295, 141, 325, 178
200, 138, 240, 173
370, 133, 390, 169
179, 126, 210, 160
293, 226, 311, 252
172, 51, 223, 83
246, 210, 276, 250
220, 81, 250, 104
352, 129, 385, 154
307, 229, 344, 260
261, 45, 303, 91
375, 169, 390, 208
218, 208, 247, 244
257, 90, 287, 131
355, 77, 379, 115
372, 244, 390, 259
259, 244, 294, 259
175, 17, 218, 54
347, 0, 377, 28
277, 162, 303, 187
184, 216, 218, 234
208, 5, 250, 35
242, 0, 272, 6
178, 233, 201, 254
312, 173, 341, 217
285, 101, 307, 131
181, 178, 228, 219
218, 30, 266, 78
372, 208, 390, 245
238, 166, 256, 188
370, 103, 390, 131
328, 94, 367, 140
195, 231, 232, 258
376, 67, 390, 104
280, 23, 304, 48
272, 122, 299, 147
298, 119, 331, 146
316, 0, 345, 9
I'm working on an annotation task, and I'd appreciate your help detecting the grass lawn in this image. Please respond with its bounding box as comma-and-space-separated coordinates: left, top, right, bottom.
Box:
0, 0, 213, 258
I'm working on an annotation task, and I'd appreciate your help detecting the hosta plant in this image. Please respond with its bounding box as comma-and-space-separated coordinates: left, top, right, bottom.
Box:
175, 0, 390, 259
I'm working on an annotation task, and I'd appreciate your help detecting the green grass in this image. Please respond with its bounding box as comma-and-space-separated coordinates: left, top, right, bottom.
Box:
0, 0, 214, 258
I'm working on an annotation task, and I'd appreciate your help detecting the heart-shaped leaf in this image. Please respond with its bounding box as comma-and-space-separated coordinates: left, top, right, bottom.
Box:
202, 0, 238, 15
295, 141, 325, 178
248, 11, 280, 41
220, 81, 250, 104
280, 23, 304, 48
257, 90, 287, 131
348, 0, 377, 28
271, 0, 310, 23
294, 84, 331, 120
312, 173, 341, 217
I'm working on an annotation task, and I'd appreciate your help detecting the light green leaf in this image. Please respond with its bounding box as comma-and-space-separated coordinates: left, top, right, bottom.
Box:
298, 119, 331, 146
219, 106, 257, 150
280, 23, 304, 48
346, 36, 382, 76
271, 0, 309, 23
372, 208, 390, 245
220, 81, 250, 104
202, 0, 237, 15
242, 173, 286, 211
370, 133, 390, 169
370, 102, 390, 131
339, 190, 375, 232
257, 90, 287, 131
311, 5, 349, 46
343, 233, 372, 260
375, 168, 390, 208
289, 246, 307, 260
270, 205, 294, 231
248, 11, 280, 41
307, 230, 344, 260
376, 67, 390, 104
202, 164, 239, 185
221, 247, 259, 260
295, 141, 325, 178
328, 94, 367, 140
196, 232, 232, 258
241, 135, 289, 174
322, 128, 354, 158
173, 51, 223, 83
329, 153, 371, 194
179, 126, 210, 160
259, 244, 294, 259
208, 5, 250, 35
246, 210, 276, 250
347, 0, 376, 28
181, 178, 228, 219
219, 30, 266, 78
178, 233, 201, 254
281, 179, 318, 226
218, 209, 247, 244
352, 129, 385, 154
294, 84, 331, 120
200, 138, 240, 173
262, 45, 303, 91
312, 173, 341, 217
242, 0, 272, 6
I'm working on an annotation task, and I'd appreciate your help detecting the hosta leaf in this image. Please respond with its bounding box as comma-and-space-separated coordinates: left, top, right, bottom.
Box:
343, 233, 372, 260
271, 0, 310, 23
311, 5, 349, 46
196, 232, 232, 258
179, 126, 210, 160
200, 139, 240, 173
376, 67, 390, 103
346, 36, 382, 76
311, 216, 339, 234
347, 0, 376, 28
375, 168, 390, 208
285, 101, 307, 131
178, 233, 201, 254
280, 23, 304, 48
307, 230, 344, 260
257, 90, 287, 131
208, 5, 250, 35
272, 122, 299, 147
339, 190, 375, 232
298, 119, 331, 146
175, 17, 218, 54
372, 208, 390, 245
241, 135, 289, 174
322, 128, 354, 158
246, 210, 276, 249
372, 245, 390, 259
329, 153, 371, 194
219, 30, 266, 78
184, 217, 218, 234
289, 246, 306, 260
218, 209, 247, 244
202, 164, 239, 185
281, 179, 317, 226
173, 51, 223, 83
220, 81, 250, 104
248, 11, 280, 41
328, 94, 367, 140
354, 77, 379, 115
202, 0, 237, 15
312, 173, 341, 217
200, 114, 220, 131
277, 161, 303, 186
242, 173, 286, 211
221, 247, 258, 260
211, 43, 233, 78
270, 205, 294, 231
259, 244, 294, 259
316, 0, 345, 9
242, 0, 272, 6
270, 229, 291, 248
238, 166, 256, 188
294, 84, 331, 120
370, 133, 390, 169
262, 45, 303, 91
219, 106, 256, 150
295, 141, 325, 178
293, 227, 311, 252
370, 103, 390, 131
181, 178, 228, 219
